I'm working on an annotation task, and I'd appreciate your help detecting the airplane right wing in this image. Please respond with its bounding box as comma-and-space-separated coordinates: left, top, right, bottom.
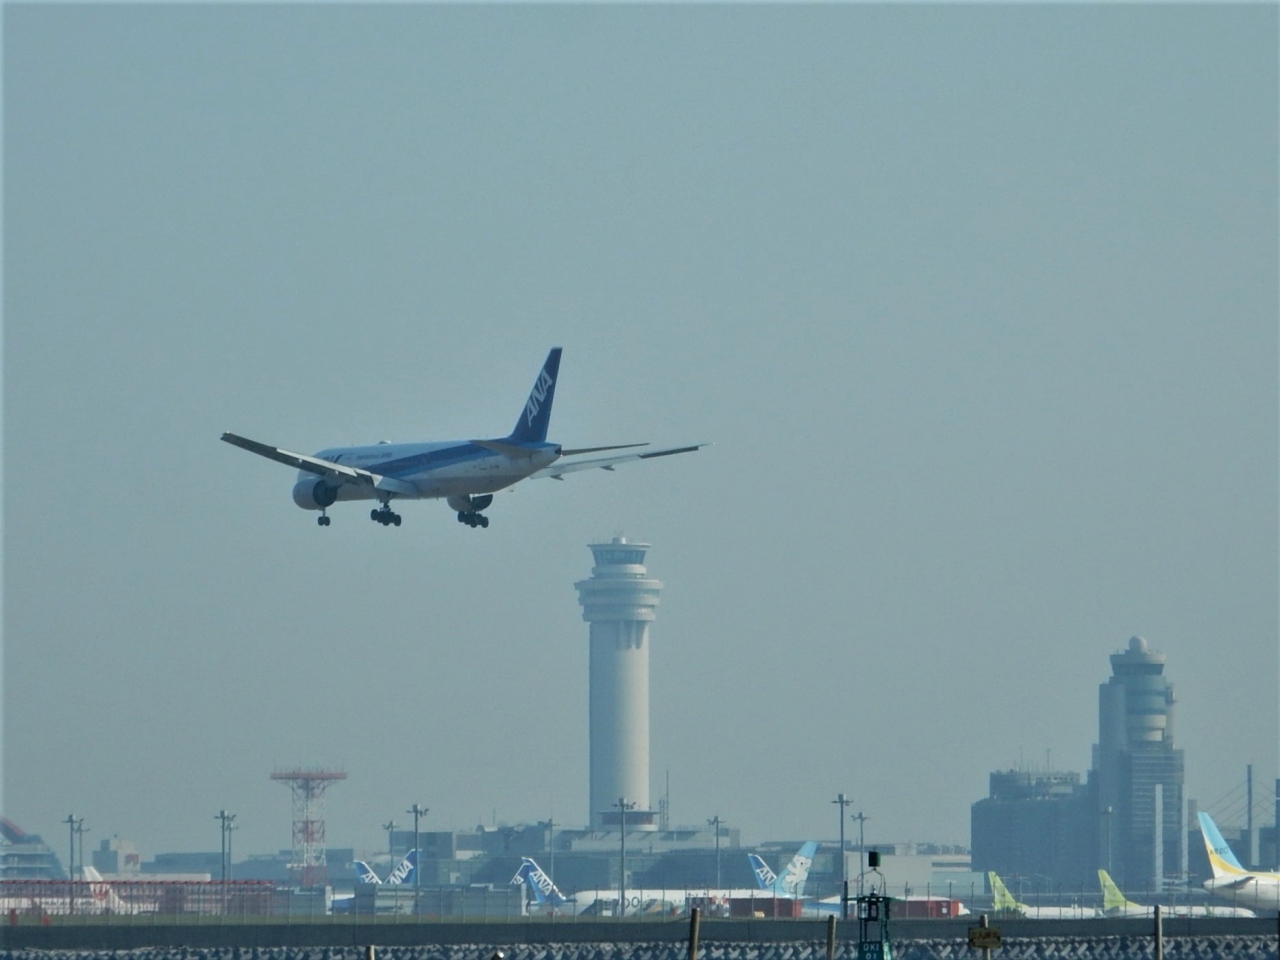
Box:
221, 433, 417, 495
530, 443, 708, 481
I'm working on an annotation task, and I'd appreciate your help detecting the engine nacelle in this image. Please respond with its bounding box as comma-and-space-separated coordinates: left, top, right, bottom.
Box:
447, 493, 494, 513
293, 478, 339, 511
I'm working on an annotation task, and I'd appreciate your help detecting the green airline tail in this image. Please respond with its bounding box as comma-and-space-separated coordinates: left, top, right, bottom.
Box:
988, 872, 1022, 914
1098, 870, 1138, 913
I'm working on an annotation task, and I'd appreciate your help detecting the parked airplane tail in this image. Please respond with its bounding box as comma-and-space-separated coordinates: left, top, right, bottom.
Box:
774, 842, 819, 897
508, 348, 562, 444
386, 849, 417, 886
511, 857, 570, 907
83, 865, 131, 914
1198, 812, 1247, 878
749, 854, 777, 890
988, 872, 1021, 913
1098, 870, 1139, 914
355, 861, 382, 884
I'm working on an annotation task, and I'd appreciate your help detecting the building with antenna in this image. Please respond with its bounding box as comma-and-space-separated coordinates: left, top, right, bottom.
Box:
576, 537, 661, 831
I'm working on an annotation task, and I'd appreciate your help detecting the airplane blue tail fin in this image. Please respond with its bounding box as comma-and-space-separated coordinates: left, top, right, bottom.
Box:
749, 854, 777, 890
508, 348, 562, 444
386, 849, 417, 885
1198, 812, 1247, 876
355, 861, 382, 884
511, 856, 569, 906
773, 842, 818, 897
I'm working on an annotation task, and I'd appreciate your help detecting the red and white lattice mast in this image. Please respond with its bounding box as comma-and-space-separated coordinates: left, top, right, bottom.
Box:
271, 768, 347, 886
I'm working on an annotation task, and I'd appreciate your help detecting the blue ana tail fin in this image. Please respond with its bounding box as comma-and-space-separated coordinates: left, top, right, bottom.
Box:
514, 857, 569, 906
355, 861, 382, 884
1198, 812, 1247, 876
386, 849, 417, 885
508, 348, 562, 444
773, 841, 818, 896
748, 854, 777, 890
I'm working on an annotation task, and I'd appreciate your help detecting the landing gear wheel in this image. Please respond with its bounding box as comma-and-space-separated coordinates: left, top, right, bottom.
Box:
317, 515, 331, 527
479, 515, 489, 528
371, 509, 380, 522
392, 514, 401, 527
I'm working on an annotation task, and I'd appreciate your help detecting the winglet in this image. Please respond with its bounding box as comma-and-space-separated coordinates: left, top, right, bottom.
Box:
508, 348, 562, 444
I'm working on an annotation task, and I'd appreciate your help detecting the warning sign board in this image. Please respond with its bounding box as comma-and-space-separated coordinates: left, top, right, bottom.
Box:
968, 926, 1002, 950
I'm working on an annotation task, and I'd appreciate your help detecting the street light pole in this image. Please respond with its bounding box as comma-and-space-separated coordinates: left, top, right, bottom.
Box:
407, 803, 428, 915
851, 811, 869, 899
832, 794, 852, 919
708, 817, 724, 888
63, 815, 82, 915
614, 798, 636, 918
383, 820, 398, 880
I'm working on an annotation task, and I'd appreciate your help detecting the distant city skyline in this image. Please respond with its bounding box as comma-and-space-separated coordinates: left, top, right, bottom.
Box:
5, 4, 1275, 858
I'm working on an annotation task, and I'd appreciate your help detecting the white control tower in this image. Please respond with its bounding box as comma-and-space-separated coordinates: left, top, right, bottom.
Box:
576, 537, 661, 831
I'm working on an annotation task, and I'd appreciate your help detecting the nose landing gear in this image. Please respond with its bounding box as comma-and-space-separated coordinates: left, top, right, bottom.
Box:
457, 511, 489, 528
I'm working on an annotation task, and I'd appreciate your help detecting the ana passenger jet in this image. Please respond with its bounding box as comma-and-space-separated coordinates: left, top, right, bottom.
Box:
222, 349, 705, 528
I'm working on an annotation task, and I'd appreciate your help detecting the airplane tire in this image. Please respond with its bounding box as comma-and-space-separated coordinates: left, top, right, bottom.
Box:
393, 515, 401, 526
479, 516, 489, 528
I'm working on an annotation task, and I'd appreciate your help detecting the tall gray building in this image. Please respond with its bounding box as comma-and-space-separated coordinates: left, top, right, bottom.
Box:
576, 537, 661, 831
1092, 636, 1185, 890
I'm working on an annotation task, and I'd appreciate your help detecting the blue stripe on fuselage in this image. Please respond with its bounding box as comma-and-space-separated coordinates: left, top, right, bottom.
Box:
313, 441, 556, 481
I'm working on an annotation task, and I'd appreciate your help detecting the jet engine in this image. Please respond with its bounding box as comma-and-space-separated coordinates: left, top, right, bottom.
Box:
447, 494, 494, 514
293, 478, 339, 510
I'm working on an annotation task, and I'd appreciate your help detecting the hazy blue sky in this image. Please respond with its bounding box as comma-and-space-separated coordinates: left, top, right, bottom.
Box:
5, 3, 1276, 863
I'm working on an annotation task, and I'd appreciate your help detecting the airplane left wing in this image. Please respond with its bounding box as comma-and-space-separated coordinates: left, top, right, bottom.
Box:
530, 443, 708, 480
220, 432, 417, 495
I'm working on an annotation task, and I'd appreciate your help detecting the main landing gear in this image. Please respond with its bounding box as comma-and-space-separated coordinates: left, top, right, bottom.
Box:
457, 511, 489, 528
371, 505, 401, 527
317, 512, 331, 527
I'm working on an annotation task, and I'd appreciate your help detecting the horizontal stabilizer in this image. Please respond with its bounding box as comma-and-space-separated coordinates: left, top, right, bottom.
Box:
560, 443, 649, 456
531, 443, 708, 480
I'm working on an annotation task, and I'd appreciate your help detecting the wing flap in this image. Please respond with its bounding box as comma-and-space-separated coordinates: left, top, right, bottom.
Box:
221, 432, 417, 496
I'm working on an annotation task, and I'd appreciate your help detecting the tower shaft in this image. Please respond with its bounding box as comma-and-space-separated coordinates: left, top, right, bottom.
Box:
576, 538, 661, 830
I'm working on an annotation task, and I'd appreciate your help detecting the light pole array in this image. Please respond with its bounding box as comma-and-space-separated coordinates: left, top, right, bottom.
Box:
216, 811, 237, 883
614, 798, 636, 918
708, 816, 724, 888
832, 793, 852, 918
383, 820, 398, 878
407, 803, 428, 914
851, 811, 869, 899
63, 815, 83, 914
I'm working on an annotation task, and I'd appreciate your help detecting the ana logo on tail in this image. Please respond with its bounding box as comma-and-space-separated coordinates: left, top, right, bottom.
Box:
511, 857, 569, 906
386, 849, 417, 885
355, 861, 382, 884
749, 854, 777, 890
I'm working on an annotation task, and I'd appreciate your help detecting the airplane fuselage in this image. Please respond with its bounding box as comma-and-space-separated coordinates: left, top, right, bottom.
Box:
292, 441, 560, 509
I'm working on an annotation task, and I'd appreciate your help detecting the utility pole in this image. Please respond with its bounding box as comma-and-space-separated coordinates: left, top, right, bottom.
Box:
383, 820, 398, 879
832, 794, 852, 919
75, 820, 89, 882
615, 798, 636, 918
544, 817, 557, 889
851, 811, 869, 899
63, 815, 82, 914
216, 811, 237, 883
707, 817, 724, 888
407, 803, 428, 915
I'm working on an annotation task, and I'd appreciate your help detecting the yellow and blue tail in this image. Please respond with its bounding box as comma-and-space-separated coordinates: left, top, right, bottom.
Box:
1198, 812, 1246, 878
